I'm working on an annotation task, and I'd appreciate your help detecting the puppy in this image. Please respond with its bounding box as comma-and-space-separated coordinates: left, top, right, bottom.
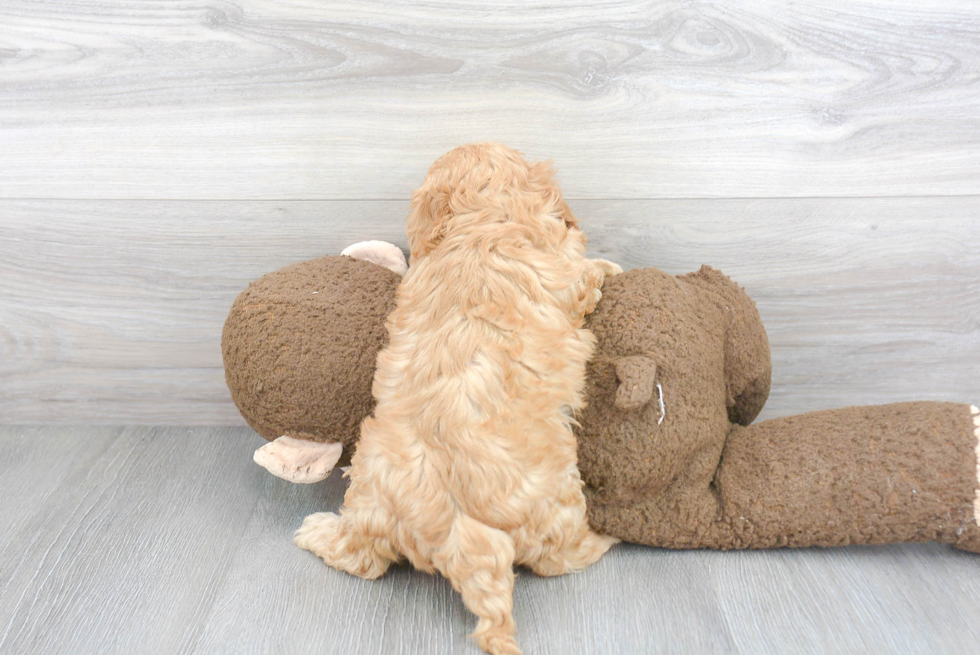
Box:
295, 143, 621, 655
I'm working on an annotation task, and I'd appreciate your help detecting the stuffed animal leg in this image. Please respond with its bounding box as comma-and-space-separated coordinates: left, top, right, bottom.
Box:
714, 401, 980, 552
592, 402, 980, 552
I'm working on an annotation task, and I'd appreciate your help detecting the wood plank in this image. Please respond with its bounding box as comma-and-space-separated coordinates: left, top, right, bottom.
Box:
1, 1, 979, 199
513, 546, 738, 654
0, 426, 264, 655
192, 471, 740, 655
2, 197, 977, 424
713, 545, 980, 653
0, 199, 408, 424
4, 427, 980, 654
189, 454, 477, 655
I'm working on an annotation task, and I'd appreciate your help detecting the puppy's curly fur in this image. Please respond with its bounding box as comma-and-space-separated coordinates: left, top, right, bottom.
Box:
295, 143, 620, 655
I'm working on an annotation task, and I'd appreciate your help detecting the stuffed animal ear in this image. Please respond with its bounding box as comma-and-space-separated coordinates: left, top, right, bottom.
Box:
340, 241, 408, 275
253, 435, 344, 484
613, 355, 658, 411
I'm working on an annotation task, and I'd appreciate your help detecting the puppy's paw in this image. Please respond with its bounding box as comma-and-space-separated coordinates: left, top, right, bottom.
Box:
295, 511, 393, 579
592, 258, 623, 278
476, 629, 523, 655
294, 511, 342, 559
581, 286, 603, 316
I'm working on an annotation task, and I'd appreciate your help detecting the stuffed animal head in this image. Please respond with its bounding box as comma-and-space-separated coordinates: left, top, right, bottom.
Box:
222, 248, 402, 475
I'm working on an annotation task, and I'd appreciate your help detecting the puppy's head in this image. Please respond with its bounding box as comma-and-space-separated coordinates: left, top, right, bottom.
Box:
406, 143, 578, 262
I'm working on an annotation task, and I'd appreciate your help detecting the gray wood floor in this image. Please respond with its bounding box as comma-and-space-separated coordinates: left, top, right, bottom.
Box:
2, 1, 980, 653
2, 426, 980, 655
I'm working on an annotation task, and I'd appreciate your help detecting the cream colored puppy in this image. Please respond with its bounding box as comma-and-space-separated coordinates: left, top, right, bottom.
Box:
295, 143, 620, 655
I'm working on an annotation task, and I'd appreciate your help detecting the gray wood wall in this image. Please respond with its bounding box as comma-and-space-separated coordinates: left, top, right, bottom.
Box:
1, 1, 978, 425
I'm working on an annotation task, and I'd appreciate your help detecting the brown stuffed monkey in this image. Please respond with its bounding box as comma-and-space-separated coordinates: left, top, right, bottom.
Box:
222, 242, 980, 552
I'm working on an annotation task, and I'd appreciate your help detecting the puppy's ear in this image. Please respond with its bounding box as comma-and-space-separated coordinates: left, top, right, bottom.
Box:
558, 199, 579, 229
528, 160, 578, 229
407, 182, 451, 262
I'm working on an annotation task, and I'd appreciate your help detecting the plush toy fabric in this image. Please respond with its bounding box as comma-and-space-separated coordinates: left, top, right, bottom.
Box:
222, 256, 399, 477
223, 247, 980, 552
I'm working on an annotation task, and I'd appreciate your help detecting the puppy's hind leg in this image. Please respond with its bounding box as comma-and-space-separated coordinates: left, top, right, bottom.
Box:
296, 416, 408, 578
526, 506, 618, 577
433, 514, 522, 655
294, 507, 399, 580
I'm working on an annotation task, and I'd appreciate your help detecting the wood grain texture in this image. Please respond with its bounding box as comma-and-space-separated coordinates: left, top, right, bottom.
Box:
2, 2, 978, 652
0, 427, 264, 655
2, 197, 977, 424
3, 426, 980, 655
1, 0, 979, 199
